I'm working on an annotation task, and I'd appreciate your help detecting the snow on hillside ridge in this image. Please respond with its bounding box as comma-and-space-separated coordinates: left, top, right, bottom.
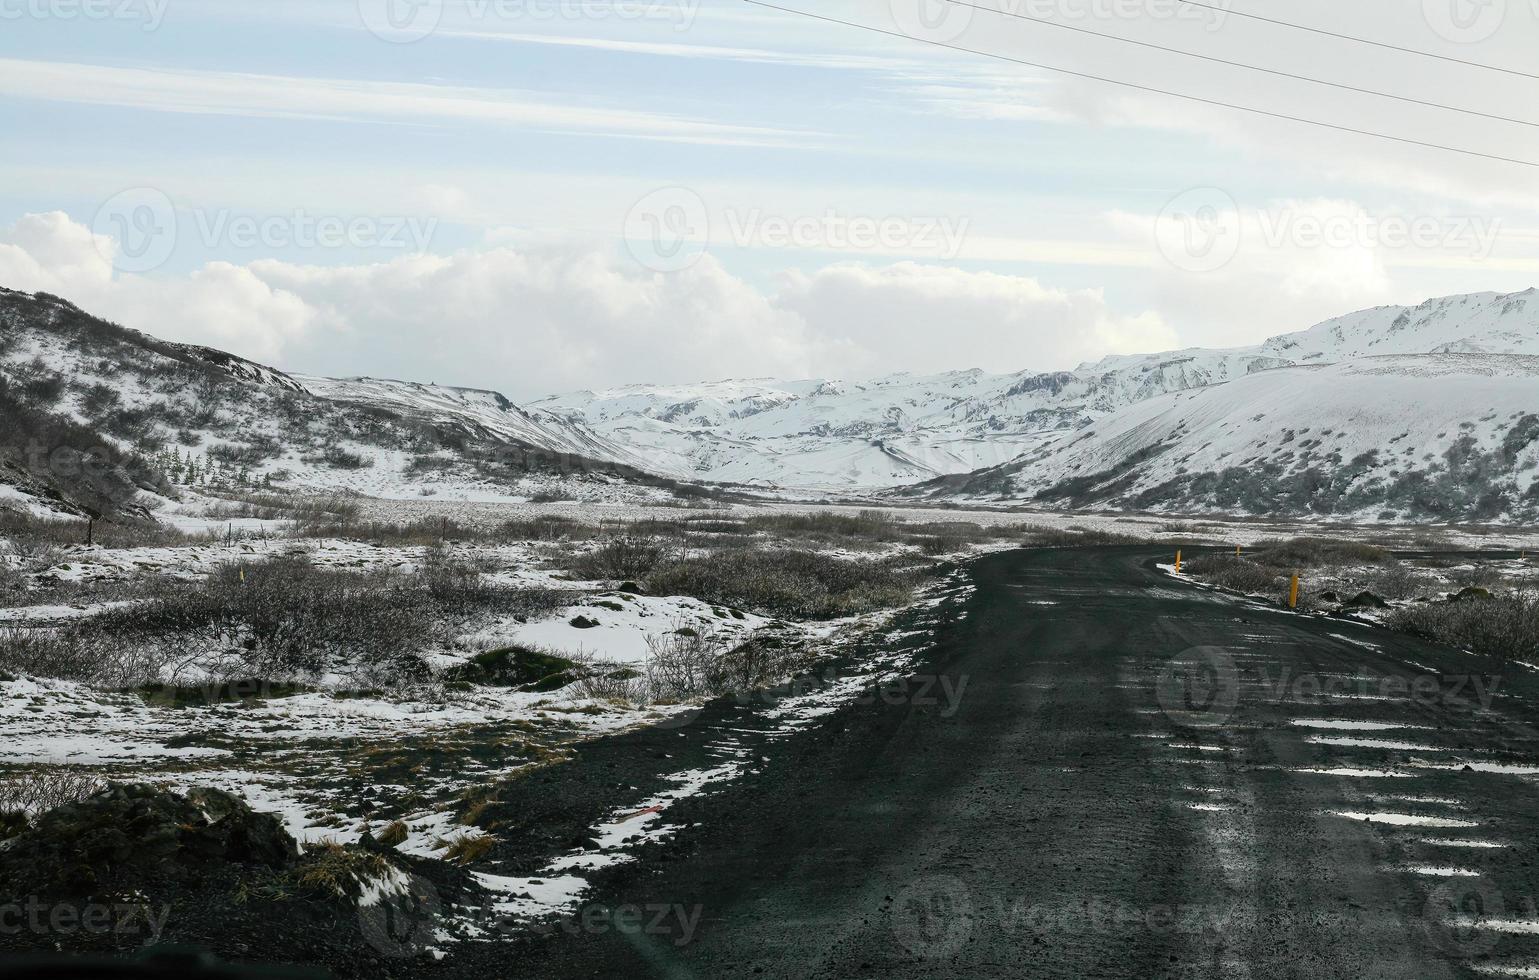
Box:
912, 353, 1539, 521
299, 376, 666, 476
0, 288, 685, 514
533, 289, 1539, 491
3, 284, 1535, 519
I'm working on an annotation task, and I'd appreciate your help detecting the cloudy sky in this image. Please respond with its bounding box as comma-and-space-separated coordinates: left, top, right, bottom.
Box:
1, 0, 1537, 398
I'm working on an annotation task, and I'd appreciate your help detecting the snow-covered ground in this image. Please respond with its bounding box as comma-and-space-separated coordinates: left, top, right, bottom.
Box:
341, 497, 1539, 551
0, 506, 981, 899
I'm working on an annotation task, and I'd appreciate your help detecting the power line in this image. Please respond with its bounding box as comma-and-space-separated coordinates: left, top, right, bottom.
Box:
1178, 0, 1539, 82
945, 0, 1539, 130
740, 0, 1539, 168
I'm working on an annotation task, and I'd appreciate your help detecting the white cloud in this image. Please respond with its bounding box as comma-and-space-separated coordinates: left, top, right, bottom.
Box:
0, 57, 810, 148
0, 212, 312, 363
1100, 195, 1531, 347
772, 261, 1177, 375
0, 213, 1179, 399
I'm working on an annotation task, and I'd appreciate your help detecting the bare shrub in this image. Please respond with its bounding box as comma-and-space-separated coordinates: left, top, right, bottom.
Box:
0, 768, 104, 816
708, 634, 811, 695
1251, 537, 1389, 567
1182, 555, 1284, 596
0, 559, 24, 597
495, 515, 590, 543
644, 626, 727, 701
205, 493, 362, 527
1022, 527, 1148, 548
645, 549, 916, 620
0, 628, 163, 686
644, 626, 809, 703
1359, 563, 1438, 601
1387, 591, 1539, 661
28, 554, 569, 685
2, 536, 62, 573
570, 650, 646, 706
315, 447, 372, 470
568, 535, 676, 581
1451, 563, 1507, 590
740, 510, 904, 545
0, 510, 189, 551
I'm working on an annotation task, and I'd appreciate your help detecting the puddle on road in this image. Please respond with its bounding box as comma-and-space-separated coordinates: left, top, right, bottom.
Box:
1290, 719, 1431, 731
1401, 865, 1480, 877
1294, 767, 1410, 778
1330, 811, 1478, 827
1418, 837, 1507, 848
1187, 802, 1232, 812
1308, 735, 1451, 751
1473, 967, 1539, 979
1410, 761, 1539, 775
1450, 917, 1539, 935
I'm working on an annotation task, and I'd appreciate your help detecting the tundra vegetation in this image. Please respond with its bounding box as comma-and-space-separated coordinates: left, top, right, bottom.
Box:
1183, 536, 1538, 661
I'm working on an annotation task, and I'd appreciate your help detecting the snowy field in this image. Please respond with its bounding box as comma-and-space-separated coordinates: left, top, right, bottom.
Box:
343, 496, 1539, 551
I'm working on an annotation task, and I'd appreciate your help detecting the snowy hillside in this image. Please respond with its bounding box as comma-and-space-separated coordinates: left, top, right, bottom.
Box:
910, 354, 1539, 521
0, 289, 689, 516
3, 284, 1535, 521
298, 376, 660, 475
1259, 290, 1539, 361
534, 289, 1539, 492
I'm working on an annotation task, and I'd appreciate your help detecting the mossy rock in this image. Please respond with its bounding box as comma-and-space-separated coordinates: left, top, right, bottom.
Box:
524, 669, 585, 693
447, 646, 580, 688
569, 615, 601, 629
592, 600, 625, 612
0, 783, 297, 899
0, 809, 28, 842
1451, 586, 1492, 602
617, 581, 647, 595
1343, 590, 1390, 610
135, 679, 312, 708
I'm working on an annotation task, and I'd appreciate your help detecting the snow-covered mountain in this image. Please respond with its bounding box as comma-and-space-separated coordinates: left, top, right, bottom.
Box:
0, 288, 689, 517
297, 375, 656, 474
533, 290, 1539, 493
908, 354, 1539, 521
3, 283, 1535, 522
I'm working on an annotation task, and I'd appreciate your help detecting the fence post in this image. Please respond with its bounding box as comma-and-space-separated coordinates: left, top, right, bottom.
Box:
1174, 549, 1182, 574
1289, 573, 1300, 609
